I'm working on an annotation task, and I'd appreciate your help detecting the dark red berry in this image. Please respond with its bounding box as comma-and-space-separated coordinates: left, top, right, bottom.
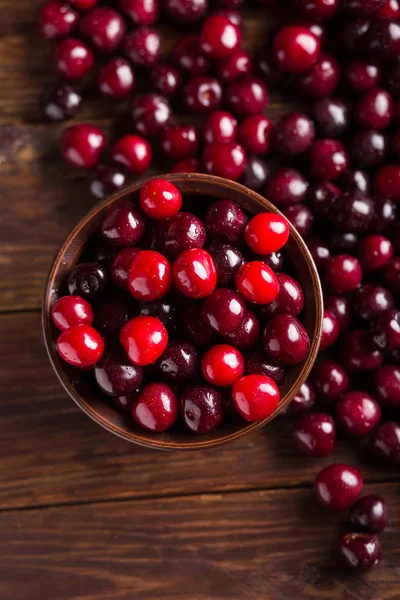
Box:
79, 7, 126, 54
263, 314, 310, 366
181, 384, 224, 433
40, 1, 79, 40
314, 463, 363, 510
95, 344, 143, 396
101, 199, 145, 247
350, 495, 388, 533
61, 124, 106, 169
199, 15, 242, 59
336, 391, 382, 436
312, 360, 349, 402
156, 340, 198, 383
123, 27, 161, 67
110, 135, 152, 175
338, 533, 382, 572
201, 288, 245, 334
96, 58, 135, 99
273, 26, 320, 73
293, 412, 336, 456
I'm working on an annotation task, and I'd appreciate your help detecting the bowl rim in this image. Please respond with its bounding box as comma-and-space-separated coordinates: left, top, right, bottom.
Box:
42, 173, 323, 450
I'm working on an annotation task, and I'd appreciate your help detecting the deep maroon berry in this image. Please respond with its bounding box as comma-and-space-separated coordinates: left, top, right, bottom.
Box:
336, 391, 382, 436
88, 237, 116, 265
339, 169, 370, 195
181, 384, 224, 433
171, 35, 210, 78
341, 329, 384, 372
358, 235, 393, 271
273, 26, 320, 73
151, 212, 206, 258
123, 27, 161, 67
325, 255, 362, 294
332, 192, 374, 233
339, 533, 382, 572
40, 1, 79, 40
202, 111, 238, 144
110, 135, 151, 175
238, 115, 272, 155
156, 340, 198, 383
259, 273, 304, 319
273, 113, 314, 156
314, 463, 363, 510
204, 200, 248, 246
113, 391, 141, 417
165, 0, 207, 24
149, 63, 181, 97
79, 8, 126, 54
161, 125, 199, 161
337, 18, 370, 55
67, 262, 107, 299
366, 19, 400, 61
101, 199, 145, 247
42, 83, 81, 121
181, 304, 215, 347
137, 299, 177, 332
216, 49, 253, 84
350, 495, 388, 534
241, 156, 270, 191
307, 238, 331, 270
312, 98, 349, 138
374, 364, 400, 407
257, 251, 284, 272
222, 310, 260, 351
371, 421, 400, 463
265, 168, 308, 207
370, 308, 400, 352
294, 0, 338, 19
131, 94, 171, 137
95, 344, 143, 397
383, 257, 400, 294
61, 124, 106, 169
353, 283, 394, 321
94, 291, 131, 334
370, 197, 395, 232
293, 412, 336, 456
344, 61, 380, 94
342, 0, 385, 15
263, 314, 310, 366
225, 76, 268, 117
183, 77, 222, 113
329, 232, 359, 254
305, 182, 340, 218
255, 45, 284, 88
206, 243, 244, 287
199, 15, 242, 59
283, 205, 314, 238
355, 88, 393, 130
203, 141, 247, 180
281, 381, 315, 417
297, 53, 340, 99
132, 382, 178, 431
119, 0, 159, 26
201, 288, 245, 334
96, 58, 135, 100
90, 164, 129, 200
110, 247, 141, 290
309, 139, 348, 181
350, 130, 388, 169
244, 350, 285, 383
312, 360, 349, 402
320, 309, 340, 351
373, 164, 400, 202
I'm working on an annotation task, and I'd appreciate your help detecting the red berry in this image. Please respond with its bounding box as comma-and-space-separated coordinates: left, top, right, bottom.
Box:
123, 27, 161, 68
338, 533, 382, 572
101, 199, 145, 247
203, 111, 238, 144
201, 288, 246, 334
238, 115, 273, 155
139, 178, 182, 219
120, 316, 168, 366
216, 49, 253, 84
235, 261, 279, 304
373, 164, 400, 202
55, 38, 94, 80
119, 0, 159, 26
335, 391, 382, 436
245, 213, 289, 255
309, 139, 349, 181
273, 26, 320, 73
110, 135, 152, 175
358, 235, 393, 272
57, 324, 104, 368
52, 295, 93, 331
79, 7, 126, 54
292, 412, 336, 456
96, 58, 135, 100
263, 314, 310, 366
160, 125, 199, 161
40, 1, 79, 40
110, 248, 142, 291
173, 248, 217, 299
128, 250, 172, 301
232, 374, 280, 422
199, 16, 242, 59
132, 383, 178, 432
202, 344, 244, 387
61, 124, 106, 169
181, 384, 224, 433
203, 142, 246, 181
325, 254, 363, 293
314, 463, 363, 510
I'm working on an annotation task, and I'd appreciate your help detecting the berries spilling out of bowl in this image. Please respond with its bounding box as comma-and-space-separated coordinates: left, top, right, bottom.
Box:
52, 179, 309, 433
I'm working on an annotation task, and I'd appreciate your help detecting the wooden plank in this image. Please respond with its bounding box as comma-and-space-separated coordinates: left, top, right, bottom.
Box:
0, 311, 397, 511
1, 482, 399, 600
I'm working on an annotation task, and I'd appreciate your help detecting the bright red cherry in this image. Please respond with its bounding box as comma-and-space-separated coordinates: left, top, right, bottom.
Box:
61, 124, 106, 169
232, 374, 280, 422
273, 26, 320, 73
52, 295, 93, 331
40, 1, 79, 40
199, 15, 242, 59
132, 383, 178, 432
263, 314, 310, 366
245, 213, 289, 255
120, 316, 168, 366
55, 38, 94, 80
139, 179, 182, 220
128, 250, 172, 301
336, 391, 382, 436
57, 324, 104, 368
292, 412, 336, 456
79, 7, 126, 54
96, 58, 135, 99
203, 142, 246, 181
216, 49, 253, 84
235, 261, 279, 304
110, 135, 152, 175
314, 463, 363, 510
173, 248, 217, 299
101, 199, 145, 247
325, 254, 362, 293
201, 288, 245, 334
202, 344, 244, 387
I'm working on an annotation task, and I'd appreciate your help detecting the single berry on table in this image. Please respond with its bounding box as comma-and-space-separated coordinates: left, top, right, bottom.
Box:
314, 463, 363, 510
338, 533, 382, 572
335, 391, 382, 436
292, 412, 336, 456
61, 124, 106, 169
350, 495, 389, 533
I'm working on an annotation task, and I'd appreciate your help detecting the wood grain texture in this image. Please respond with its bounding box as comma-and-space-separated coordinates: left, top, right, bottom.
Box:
0, 311, 397, 511
1, 482, 399, 600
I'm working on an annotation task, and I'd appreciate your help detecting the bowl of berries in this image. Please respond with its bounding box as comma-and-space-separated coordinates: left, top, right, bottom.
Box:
42, 173, 323, 449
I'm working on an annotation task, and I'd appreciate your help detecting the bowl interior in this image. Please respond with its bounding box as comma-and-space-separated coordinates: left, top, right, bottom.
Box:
43, 173, 323, 450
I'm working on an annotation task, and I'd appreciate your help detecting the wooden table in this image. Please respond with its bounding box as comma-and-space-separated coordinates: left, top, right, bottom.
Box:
1, 2, 399, 598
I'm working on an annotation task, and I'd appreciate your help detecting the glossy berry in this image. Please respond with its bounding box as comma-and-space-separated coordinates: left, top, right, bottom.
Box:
263, 314, 310, 366
332, 192, 374, 233
225, 77, 268, 117
350, 495, 388, 534
314, 463, 363, 510
350, 130, 388, 170
101, 199, 145, 247
79, 8, 126, 54
307, 238, 331, 270
150, 212, 206, 258
120, 316, 168, 366
265, 168, 308, 207
358, 235, 393, 272
355, 88, 393, 130
90, 164, 129, 200
40, 2, 78, 40
132, 383, 178, 432
67, 262, 107, 299
232, 374, 280, 422
161, 125, 199, 161
344, 61, 380, 95
204, 200, 248, 245
137, 299, 176, 331
181, 304, 214, 347
353, 283, 393, 321
173, 248, 217, 299
336, 391, 382, 436
371, 421, 400, 464
199, 16, 242, 59
338, 533, 382, 572
312, 97, 349, 138
119, 0, 159, 26
57, 324, 104, 368
325, 255, 362, 294
376, 0, 400, 17
259, 273, 304, 318
201, 288, 245, 335
202, 344, 244, 387
373, 164, 400, 202
131, 94, 171, 137
165, 0, 207, 23
42, 84, 81, 121
238, 115, 272, 155
281, 381, 315, 417
171, 35, 210, 78
113, 391, 141, 417
370, 308, 400, 352
61, 124, 106, 169
296, 53, 339, 99
235, 261, 279, 304
244, 350, 284, 383
309, 139, 348, 181
123, 27, 160, 67
95, 344, 143, 396
110, 247, 141, 290
181, 384, 224, 434
216, 49, 253, 84
245, 213, 289, 255
273, 113, 315, 156
320, 310, 339, 351
111, 135, 152, 175
273, 26, 320, 73
128, 250, 172, 301
96, 58, 135, 100
139, 178, 181, 220
241, 156, 269, 192
202, 111, 238, 144
156, 340, 198, 383
203, 142, 246, 181
311, 360, 349, 402
293, 413, 336, 456
222, 310, 260, 351
52, 295, 93, 331
340, 169, 370, 195
183, 77, 222, 113
257, 251, 284, 272
206, 243, 244, 287
374, 364, 400, 407
341, 329, 383, 372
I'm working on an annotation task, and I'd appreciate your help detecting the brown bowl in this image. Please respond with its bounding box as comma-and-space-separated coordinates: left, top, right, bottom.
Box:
43, 173, 323, 450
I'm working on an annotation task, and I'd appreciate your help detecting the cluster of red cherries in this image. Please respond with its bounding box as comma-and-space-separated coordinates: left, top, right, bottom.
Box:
40, 0, 400, 574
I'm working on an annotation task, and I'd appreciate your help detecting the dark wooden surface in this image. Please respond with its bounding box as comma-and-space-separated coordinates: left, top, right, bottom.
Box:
0, 2, 399, 598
